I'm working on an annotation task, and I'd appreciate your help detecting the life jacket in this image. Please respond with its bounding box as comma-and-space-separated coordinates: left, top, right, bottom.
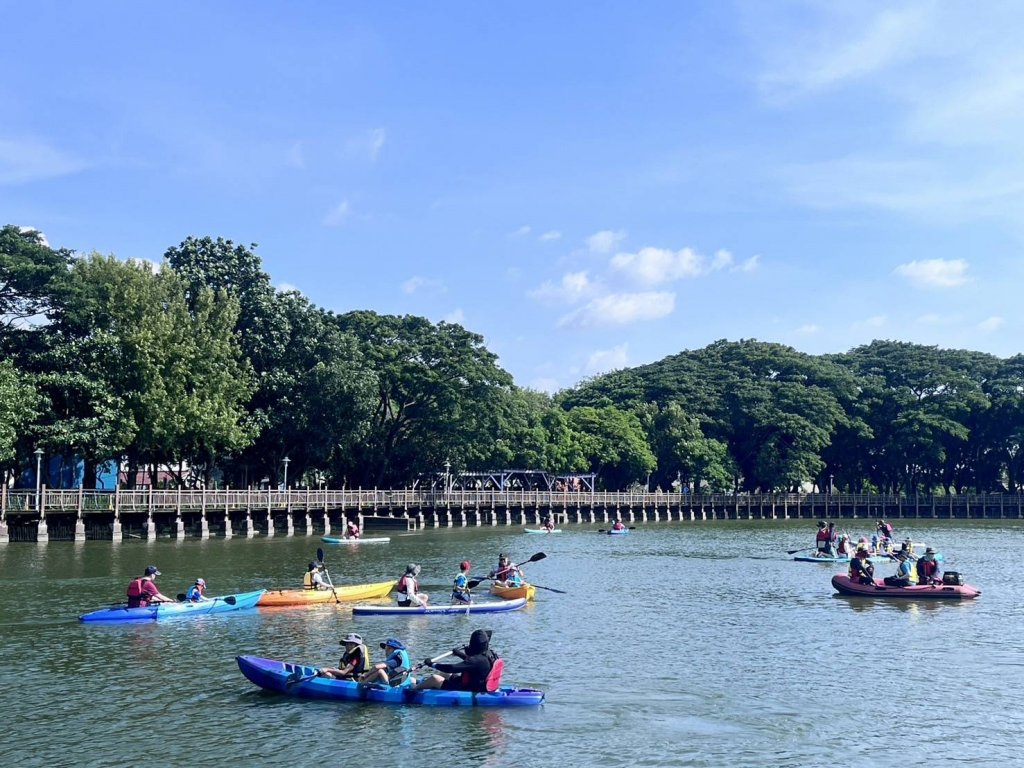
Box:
816, 529, 830, 551
303, 572, 313, 589
459, 650, 500, 693
342, 644, 370, 675
484, 657, 504, 693
917, 558, 940, 582
126, 578, 144, 598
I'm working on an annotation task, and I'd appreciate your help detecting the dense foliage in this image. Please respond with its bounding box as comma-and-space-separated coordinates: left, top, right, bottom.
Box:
3, 224, 1024, 494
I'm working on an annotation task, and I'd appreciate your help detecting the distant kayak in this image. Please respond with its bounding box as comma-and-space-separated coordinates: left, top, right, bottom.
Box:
607, 528, 629, 536
236, 655, 544, 708
524, 528, 561, 534
352, 598, 528, 616
321, 536, 391, 544
490, 583, 536, 601
80, 590, 265, 622
257, 581, 395, 607
831, 574, 980, 599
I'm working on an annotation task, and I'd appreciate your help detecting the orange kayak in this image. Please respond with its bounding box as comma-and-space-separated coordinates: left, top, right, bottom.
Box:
257, 580, 395, 607
489, 583, 537, 601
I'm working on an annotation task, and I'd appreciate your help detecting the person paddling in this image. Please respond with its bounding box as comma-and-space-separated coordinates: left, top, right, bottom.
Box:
407, 628, 501, 693
185, 578, 208, 602
304, 561, 329, 590
126, 566, 174, 607
611, 519, 626, 532
360, 637, 412, 687
318, 633, 370, 680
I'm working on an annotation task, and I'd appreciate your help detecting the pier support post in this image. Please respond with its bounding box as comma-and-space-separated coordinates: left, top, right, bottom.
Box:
36, 518, 49, 543
74, 517, 86, 542
146, 516, 157, 540
174, 516, 185, 540
224, 513, 233, 539
285, 512, 294, 537
112, 517, 123, 542
265, 512, 275, 538
244, 513, 255, 538
0, 520, 7, 544
199, 515, 210, 540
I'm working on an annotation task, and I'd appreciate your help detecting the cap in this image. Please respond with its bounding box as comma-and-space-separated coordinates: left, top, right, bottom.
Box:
195, 578, 206, 586
144, 566, 161, 576
380, 638, 407, 651
340, 633, 363, 645
460, 560, 471, 571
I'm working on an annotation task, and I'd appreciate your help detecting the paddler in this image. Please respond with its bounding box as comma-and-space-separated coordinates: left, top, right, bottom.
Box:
407, 629, 501, 693
126, 565, 174, 607
317, 633, 370, 680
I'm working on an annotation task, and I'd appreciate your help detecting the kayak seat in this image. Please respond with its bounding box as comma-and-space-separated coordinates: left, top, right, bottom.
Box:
485, 659, 504, 693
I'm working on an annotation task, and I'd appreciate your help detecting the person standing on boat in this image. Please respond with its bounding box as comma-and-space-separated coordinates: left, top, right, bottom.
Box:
916, 547, 942, 585
877, 519, 895, 544
360, 637, 412, 687
451, 560, 473, 604
304, 561, 329, 590
814, 521, 833, 557
185, 578, 208, 602
848, 544, 875, 584
408, 629, 501, 693
396, 563, 429, 607
126, 566, 174, 607
883, 551, 914, 587
318, 633, 370, 680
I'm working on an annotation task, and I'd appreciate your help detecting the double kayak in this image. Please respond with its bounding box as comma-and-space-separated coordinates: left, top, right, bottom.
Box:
524, 528, 561, 534
321, 536, 391, 544
831, 574, 980, 599
352, 597, 528, 616
236, 655, 544, 707
489, 583, 537, 601
257, 581, 395, 607
80, 590, 266, 622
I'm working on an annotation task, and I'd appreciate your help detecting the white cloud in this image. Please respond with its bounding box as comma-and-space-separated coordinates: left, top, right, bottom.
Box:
557, 291, 675, 329
285, 141, 304, 168
853, 314, 887, 330
539, 230, 562, 241
322, 200, 352, 227
734, 254, 760, 272
585, 343, 630, 374
510, 225, 532, 238
346, 128, 387, 161
529, 377, 561, 394
978, 316, 1005, 332
894, 259, 969, 288
586, 229, 627, 254
795, 324, 820, 335
0, 136, 86, 185
444, 308, 465, 324
529, 271, 595, 304
368, 128, 386, 160
18, 226, 49, 247
401, 276, 446, 295
127, 257, 161, 274
609, 246, 732, 286
277, 282, 300, 293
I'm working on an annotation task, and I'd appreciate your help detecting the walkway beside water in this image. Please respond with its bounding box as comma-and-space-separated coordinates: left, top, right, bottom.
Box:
2, 486, 1022, 542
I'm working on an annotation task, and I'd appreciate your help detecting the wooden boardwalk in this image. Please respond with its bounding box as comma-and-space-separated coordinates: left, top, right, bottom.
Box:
1, 486, 1022, 542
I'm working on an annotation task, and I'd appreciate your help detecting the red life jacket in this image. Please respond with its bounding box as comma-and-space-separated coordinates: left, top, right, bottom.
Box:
126, 578, 144, 598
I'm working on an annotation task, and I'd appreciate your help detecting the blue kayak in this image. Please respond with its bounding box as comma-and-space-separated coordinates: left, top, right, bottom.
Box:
79, 590, 266, 622
236, 655, 545, 707
607, 528, 629, 536
352, 597, 527, 616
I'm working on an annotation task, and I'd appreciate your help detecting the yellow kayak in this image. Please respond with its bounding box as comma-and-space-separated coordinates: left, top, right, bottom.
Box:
257, 580, 395, 607
489, 583, 537, 601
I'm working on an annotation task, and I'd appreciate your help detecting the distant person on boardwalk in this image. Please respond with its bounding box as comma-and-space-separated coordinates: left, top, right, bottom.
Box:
916, 547, 942, 585
126, 566, 174, 607
185, 578, 207, 602
848, 544, 875, 585
396, 563, 429, 607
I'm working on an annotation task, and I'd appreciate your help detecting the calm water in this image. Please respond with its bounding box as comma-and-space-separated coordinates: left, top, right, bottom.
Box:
0, 520, 1021, 767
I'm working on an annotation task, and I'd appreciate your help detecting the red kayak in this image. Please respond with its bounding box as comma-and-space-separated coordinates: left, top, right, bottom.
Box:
831, 574, 980, 600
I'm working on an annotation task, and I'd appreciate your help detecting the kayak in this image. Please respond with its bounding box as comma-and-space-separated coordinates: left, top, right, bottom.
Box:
257, 581, 395, 607
321, 536, 391, 544
352, 597, 528, 616
236, 655, 545, 708
607, 528, 629, 535
524, 528, 561, 534
489, 583, 537, 601
831, 574, 980, 599
80, 590, 266, 622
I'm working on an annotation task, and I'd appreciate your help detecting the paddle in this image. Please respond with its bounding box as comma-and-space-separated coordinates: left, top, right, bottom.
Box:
417, 630, 493, 671
598, 526, 636, 533
316, 547, 342, 604
530, 583, 568, 594
786, 546, 816, 555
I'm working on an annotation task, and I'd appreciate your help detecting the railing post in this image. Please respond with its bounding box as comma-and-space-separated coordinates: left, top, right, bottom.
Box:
0, 484, 7, 544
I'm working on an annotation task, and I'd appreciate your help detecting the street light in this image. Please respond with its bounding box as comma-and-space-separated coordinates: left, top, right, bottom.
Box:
282, 456, 290, 490
34, 447, 44, 511
444, 459, 451, 494
829, 474, 834, 495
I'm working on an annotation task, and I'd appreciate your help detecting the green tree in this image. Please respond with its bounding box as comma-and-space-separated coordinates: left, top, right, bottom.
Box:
0, 359, 38, 469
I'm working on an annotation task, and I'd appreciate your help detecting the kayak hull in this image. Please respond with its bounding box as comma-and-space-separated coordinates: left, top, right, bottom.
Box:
524, 528, 561, 534
236, 655, 544, 707
489, 583, 537, 601
80, 590, 266, 622
607, 529, 629, 535
795, 554, 892, 563
831, 574, 980, 599
257, 581, 395, 607
321, 536, 391, 544
352, 598, 528, 616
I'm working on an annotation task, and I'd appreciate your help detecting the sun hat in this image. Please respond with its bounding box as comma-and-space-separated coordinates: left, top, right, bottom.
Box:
340, 633, 363, 645
925, 547, 936, 554
144, 565, 161, 576
380, 638, 407, 651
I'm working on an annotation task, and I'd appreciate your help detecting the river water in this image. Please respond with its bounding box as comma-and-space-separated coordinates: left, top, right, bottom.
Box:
0, 519, 1019, 767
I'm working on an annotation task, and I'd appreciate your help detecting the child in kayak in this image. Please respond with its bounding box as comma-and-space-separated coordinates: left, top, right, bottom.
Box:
360, 637, 412, 687
318, 633, 370, 680
185, 578, 207, 602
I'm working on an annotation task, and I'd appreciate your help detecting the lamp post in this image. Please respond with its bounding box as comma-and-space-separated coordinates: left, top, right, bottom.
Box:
829, 474, 834, 495
34, 447, 44, 511
444, 459, 451, 494
282, 456, 290, 491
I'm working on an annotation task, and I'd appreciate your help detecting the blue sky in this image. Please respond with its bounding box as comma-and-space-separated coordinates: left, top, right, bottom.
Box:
4, 2, 1023, 392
